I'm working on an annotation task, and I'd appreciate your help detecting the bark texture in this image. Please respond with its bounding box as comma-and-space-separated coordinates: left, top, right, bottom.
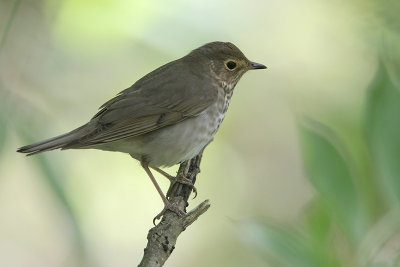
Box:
138, 151, 210, 267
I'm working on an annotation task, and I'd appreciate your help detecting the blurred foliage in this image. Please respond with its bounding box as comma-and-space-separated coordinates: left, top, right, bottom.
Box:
17, 127, 85, 257
46, 0, 158, 54
367, 63, 400, 205
240, 1, 400, 266
0, 89, 7, 155
0, 0, 84, 261
2, 0, 400, 266
242, 63, 400, 266
300, 120, 361, 243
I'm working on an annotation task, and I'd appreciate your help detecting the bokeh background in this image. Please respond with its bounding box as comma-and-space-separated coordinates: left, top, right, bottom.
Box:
1, 0, 400, 266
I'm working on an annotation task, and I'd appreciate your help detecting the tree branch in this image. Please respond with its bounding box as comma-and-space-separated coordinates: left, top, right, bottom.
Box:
138, 151, 211, 267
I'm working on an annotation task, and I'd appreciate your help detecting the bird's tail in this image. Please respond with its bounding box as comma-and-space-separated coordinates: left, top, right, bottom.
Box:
17, 124, 89, 156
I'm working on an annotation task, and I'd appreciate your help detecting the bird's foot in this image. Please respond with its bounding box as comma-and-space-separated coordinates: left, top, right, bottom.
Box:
153, 201, 186, 225
152, 167, 197, 198
172, 174, 197, 198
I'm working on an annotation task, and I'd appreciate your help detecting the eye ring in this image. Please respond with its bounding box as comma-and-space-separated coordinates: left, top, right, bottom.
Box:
226, 61, 237, 70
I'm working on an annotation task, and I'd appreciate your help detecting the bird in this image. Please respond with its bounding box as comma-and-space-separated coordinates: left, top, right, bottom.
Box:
17, 41, 267, 222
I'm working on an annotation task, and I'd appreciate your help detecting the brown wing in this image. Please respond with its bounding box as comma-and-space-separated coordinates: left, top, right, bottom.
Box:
70, 59, 217, 146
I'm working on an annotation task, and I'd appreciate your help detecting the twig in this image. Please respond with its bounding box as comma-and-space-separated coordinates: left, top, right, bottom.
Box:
138, 151, 211, 267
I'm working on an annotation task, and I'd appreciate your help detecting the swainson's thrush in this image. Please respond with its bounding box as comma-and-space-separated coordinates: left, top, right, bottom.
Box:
18, 41, 266, 221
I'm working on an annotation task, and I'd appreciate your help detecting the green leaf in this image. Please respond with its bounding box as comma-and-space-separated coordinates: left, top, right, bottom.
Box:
381, 31, 400, 91
366, 62, 400, 205
240, 220, 341, 267
304, 199, 332, 246
299, 120, 361, 242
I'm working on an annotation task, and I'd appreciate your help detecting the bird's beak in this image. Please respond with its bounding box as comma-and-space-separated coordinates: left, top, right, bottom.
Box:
249, 61, 267, 70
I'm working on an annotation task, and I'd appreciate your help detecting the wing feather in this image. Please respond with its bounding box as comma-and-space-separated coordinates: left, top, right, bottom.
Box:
69, 59, 217, 147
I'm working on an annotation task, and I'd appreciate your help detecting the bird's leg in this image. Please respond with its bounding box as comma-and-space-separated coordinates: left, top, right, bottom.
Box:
140, 161, 185, 224
151, 167, 197, 198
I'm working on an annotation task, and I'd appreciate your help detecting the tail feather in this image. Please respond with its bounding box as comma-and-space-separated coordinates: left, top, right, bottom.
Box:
17, 125, 88, 156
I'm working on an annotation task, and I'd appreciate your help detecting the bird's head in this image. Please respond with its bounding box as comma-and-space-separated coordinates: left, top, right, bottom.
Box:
186, 41, 266, 89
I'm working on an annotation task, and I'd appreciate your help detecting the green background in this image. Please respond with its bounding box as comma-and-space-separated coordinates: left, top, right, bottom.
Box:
1, 0, 400, 266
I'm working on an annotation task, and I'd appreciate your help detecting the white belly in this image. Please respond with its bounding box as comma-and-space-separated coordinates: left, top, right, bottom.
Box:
133, 112, 220, 166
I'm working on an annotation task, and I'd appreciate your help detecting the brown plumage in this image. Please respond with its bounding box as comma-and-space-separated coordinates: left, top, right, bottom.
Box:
18, 41, 266, 222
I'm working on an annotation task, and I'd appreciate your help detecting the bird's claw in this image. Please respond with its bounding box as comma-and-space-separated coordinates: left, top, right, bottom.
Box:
175, 174, 197, 198
153, 167, 198, 198
166, 174, 198, 199
153, 202, 186, 225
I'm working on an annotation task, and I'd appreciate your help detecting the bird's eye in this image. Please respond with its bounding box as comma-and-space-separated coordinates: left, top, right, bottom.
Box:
226, 61, 237, 70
